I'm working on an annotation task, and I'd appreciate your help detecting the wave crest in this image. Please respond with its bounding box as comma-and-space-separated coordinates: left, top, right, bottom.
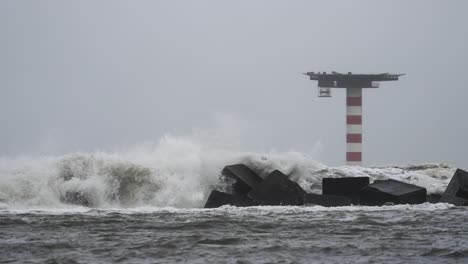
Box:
0, 136, 457, 209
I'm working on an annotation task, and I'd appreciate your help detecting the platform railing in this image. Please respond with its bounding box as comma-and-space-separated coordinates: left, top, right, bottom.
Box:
318, 87, 331, 97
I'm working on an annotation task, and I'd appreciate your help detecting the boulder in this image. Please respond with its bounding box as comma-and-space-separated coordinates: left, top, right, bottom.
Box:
359, 179, 427, 206
248, 170, 306, 206
204, 190, 256, 208
303, 193, 351, 207
322, 177, 369, 203
222, 164, 263, 195
440, 169, 468, 206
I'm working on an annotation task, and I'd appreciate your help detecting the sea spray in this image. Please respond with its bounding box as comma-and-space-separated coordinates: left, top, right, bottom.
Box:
0, 135, 456, 209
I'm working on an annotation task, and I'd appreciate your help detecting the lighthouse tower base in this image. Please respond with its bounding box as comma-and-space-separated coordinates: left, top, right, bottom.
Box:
346, 88, 362, 166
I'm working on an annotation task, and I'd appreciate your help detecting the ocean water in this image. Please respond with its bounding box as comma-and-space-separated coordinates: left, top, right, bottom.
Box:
0, 136, 466, 263
2, 205, 468, 263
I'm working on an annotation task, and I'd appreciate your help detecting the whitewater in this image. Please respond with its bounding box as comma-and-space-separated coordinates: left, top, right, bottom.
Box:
0, 135, 455, 210
2, 135, 467, 263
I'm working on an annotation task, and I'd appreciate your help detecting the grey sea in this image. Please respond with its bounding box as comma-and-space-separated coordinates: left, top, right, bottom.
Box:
0, 153, 462, 263
1, 204, 468, 264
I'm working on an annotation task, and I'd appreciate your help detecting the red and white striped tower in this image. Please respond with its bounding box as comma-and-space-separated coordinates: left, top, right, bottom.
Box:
304, 71, 404, 166
346, 88, 362, 165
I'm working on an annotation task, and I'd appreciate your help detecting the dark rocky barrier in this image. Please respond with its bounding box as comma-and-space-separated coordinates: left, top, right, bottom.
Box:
359, 179, 426, 206
204, 164, 467, 208
322, 177, 369, 204
222, 164, 262, 195
248, 170, 306, 206
426, 194, 442, 204
204, 190, 256, 208
440, 169, 468, 206
303, 193, 351, 207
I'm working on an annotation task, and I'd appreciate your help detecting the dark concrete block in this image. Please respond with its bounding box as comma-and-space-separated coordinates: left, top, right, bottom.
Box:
204, 190, 256, 208
322, 177, 369, 203
304, 193, 351, 207
359, 179, 427, 206
440, 195, 468, 206
440, 169, 468, 206
426, 194, 442, 204
222, 164, 263, 195
248, 170, 306, 206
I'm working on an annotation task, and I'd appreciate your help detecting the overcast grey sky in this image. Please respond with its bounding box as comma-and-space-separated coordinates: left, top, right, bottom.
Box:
1, 0, 468, 167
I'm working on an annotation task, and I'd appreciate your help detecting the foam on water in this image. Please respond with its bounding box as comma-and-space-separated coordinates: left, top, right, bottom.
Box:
0, 203, 456, 216
0, 135, 456, 210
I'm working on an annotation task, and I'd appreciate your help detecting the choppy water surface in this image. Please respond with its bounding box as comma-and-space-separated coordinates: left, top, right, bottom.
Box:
2, 204, 468, 264
0, 139, 464, 263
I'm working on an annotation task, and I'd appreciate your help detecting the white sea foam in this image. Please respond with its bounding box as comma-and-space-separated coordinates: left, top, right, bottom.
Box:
0, 203, 456, 216
0, 135, 457, 210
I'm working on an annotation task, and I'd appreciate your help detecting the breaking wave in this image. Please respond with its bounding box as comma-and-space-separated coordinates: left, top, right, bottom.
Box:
0, 135, 455, 209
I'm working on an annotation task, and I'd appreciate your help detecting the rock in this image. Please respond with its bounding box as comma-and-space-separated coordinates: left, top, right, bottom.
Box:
204, 190, 256, 208
322, 177, 369, 203
440, 169, 468, 206
222, 164, 263, 195
303, 193, 351, 207
248, 170, 306, 206
359, 179, 427, 205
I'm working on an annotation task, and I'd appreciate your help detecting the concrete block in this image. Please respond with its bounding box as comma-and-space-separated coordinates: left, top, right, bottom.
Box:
359, 179, 427, 205
204, 190, 256, 208
322, 177, 369, 203
303, 193, 351, 207
426, 194, 442, 204
248, 170, 306, 206
440, 169, 468, 205
440, 195, 468, 206
222, 164, 263, 195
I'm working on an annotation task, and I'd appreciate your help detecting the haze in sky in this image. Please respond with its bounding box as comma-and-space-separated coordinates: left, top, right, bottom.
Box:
1, 0, 468, 167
